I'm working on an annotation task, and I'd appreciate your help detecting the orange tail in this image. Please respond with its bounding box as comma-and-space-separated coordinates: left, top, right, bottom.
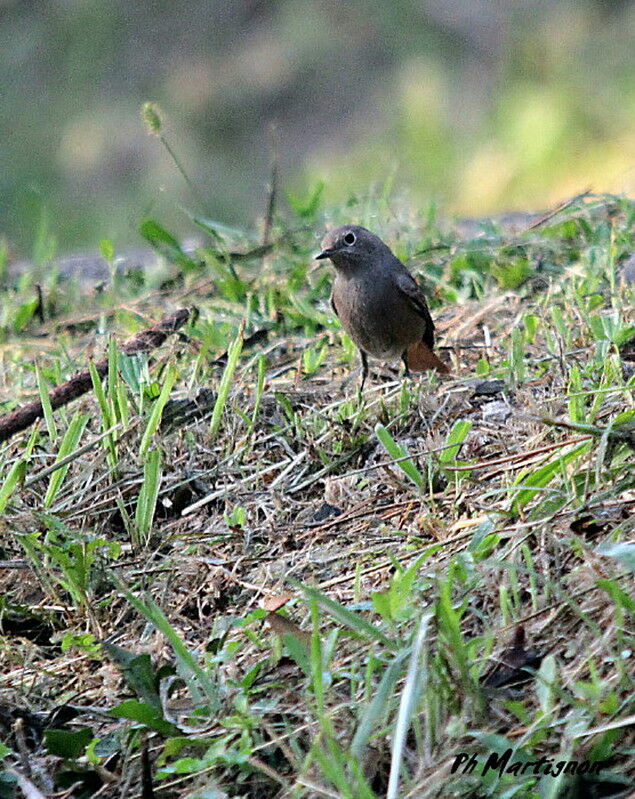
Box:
406, 340, 450, 374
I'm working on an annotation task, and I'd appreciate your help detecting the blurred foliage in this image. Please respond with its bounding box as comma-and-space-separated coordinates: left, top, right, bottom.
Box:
0, 0, 634, 253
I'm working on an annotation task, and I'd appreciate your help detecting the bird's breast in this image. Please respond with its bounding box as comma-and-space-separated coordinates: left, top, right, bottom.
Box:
332, 269, 425, 360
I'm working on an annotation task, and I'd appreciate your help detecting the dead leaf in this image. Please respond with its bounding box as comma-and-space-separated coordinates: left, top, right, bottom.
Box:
261, 594, 295, 612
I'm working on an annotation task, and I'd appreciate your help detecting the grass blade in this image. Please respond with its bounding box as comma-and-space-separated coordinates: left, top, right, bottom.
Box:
209, 329, 243, 439
134, 447, 161, 548
44, 413, 89, 508
292, 581, 399, 650
139, 364, 177, 457
0, 459, 26, 513
375, 423, 424, 488
36, 363, 58, 441
387, 612, 432, 799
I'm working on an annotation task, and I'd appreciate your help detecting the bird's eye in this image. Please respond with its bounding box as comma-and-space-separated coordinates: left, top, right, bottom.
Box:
343, 231, 356, 246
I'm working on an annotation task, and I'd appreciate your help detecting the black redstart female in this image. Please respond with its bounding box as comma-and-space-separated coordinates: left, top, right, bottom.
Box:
316, 225, 449, 386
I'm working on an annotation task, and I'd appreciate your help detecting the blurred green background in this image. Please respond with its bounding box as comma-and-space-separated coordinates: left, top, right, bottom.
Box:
1, 0, 634, 254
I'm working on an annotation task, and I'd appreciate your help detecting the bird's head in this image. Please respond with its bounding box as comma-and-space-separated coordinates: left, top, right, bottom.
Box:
315, 225, 384, 270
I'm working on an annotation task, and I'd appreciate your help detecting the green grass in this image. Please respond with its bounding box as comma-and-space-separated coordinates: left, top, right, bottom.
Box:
0, 190, 633, 798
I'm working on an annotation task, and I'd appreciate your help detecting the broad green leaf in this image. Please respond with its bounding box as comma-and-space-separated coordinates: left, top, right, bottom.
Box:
45, 728, 93, 759
108, 700, 176, 736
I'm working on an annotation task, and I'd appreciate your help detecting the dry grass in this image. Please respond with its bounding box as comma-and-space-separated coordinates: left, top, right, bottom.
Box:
0, 192, 634, 798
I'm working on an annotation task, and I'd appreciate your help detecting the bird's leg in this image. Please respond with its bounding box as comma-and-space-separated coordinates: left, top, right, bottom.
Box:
401, 351, 411, 378
359, 350, 369, 391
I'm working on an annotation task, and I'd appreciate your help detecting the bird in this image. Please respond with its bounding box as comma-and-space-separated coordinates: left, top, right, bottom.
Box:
315, 225, 449, 387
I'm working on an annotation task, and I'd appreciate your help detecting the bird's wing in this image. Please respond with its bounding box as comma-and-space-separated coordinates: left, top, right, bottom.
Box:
394, 268, 435, 349
330, 293, 339, 317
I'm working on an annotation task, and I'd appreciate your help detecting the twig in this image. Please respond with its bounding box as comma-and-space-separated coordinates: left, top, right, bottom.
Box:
140, 732, 155, 799
0, 308, 190, 444
7, 769, 46, 799
523, 188, 592, 231
23, 423, 123, 486
13, 717, 32, 778
542, 416, 635, 445
261, 123, 279, 250
443, 435, 593, 472
34, 283, 45, 323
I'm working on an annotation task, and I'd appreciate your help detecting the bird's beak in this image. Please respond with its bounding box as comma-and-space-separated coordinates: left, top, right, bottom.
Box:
315, 248, 335, 260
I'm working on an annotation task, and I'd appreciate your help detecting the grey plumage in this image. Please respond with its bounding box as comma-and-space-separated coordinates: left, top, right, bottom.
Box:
316, 225, 448, 385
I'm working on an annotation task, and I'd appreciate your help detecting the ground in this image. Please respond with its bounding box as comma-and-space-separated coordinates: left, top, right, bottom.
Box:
0, 191, 633, 798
